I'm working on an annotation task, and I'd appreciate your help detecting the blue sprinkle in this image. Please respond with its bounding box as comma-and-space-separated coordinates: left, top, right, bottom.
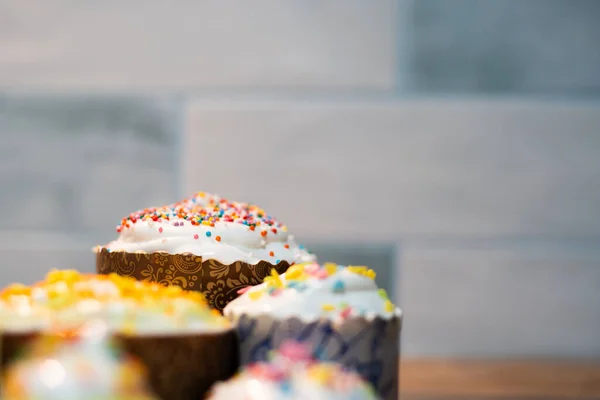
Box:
205, 231, 212, 237
280, 381, 292, 393
299, 244, 305, 250
287, 282, 307, 292
267, 286, 278, 295
332, 280, 345, 293
275, 259, 280, 264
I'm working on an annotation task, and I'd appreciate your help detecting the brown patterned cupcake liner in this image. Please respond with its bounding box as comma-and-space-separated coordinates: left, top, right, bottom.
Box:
1, 329, 239, 400
96, 248, 291, 312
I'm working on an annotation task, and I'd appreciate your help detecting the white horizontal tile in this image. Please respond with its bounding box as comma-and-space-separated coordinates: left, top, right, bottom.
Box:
398, 243, 600, 357
184, 99, 600, 240
0, 1, 396, 90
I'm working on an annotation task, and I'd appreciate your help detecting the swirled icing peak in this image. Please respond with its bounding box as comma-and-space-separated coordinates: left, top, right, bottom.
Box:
224, 262, 401, 321
207, 341, 381, 400
100, 192, 315, 265
0, 269, 230, 334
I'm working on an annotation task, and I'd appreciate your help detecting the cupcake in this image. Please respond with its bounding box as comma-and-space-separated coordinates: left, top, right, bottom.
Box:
95, 191, 315, 312
208, 341, 381, 400
224, 262, 402, 400
2, 323, 158, 399
0, 270, 239, 400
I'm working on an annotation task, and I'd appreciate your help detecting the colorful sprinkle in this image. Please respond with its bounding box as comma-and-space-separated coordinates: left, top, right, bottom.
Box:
385, 300, 395, 313
249, 291, 263, 300
205, 231, 212, 237
115, 192, 286, 234
215, 236, 221, 242
237, 286, 252, 294
269, 251, 275, 257
332, 280, 345, 293
193, 234, 199, 240
321, 304, 335, 312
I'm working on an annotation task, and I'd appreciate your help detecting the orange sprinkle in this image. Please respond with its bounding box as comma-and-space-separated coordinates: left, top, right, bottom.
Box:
284, 244, 290, 249
269, 251, 274, 257
261, 230, 267, 237
215, 235, 221, 242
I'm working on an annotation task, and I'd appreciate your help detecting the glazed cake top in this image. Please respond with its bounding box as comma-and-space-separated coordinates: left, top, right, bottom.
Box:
100, 192, 315, 265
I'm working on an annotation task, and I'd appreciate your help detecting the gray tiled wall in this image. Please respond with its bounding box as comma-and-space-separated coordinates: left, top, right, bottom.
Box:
0, 1, 599, 358
409, 0, 600, 94
0, 95, 180, 238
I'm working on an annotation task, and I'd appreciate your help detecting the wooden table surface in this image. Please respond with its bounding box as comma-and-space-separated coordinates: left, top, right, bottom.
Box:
399, 359, 600, 400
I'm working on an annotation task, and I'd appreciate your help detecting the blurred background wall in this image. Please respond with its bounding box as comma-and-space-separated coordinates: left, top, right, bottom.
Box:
0, 0, 599, 358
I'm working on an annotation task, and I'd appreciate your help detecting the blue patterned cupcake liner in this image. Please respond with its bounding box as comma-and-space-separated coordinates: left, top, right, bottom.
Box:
233, 314, 401, 400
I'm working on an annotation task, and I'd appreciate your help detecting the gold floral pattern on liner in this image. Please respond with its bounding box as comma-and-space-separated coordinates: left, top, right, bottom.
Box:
96, 249, 290, 312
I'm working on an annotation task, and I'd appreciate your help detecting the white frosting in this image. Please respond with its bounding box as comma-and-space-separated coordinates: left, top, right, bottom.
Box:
209, 362, 380, 400
2, 327, 157, 399
0, 273, 230, 335
101, 192, 315, 265
224, 263, 402, 322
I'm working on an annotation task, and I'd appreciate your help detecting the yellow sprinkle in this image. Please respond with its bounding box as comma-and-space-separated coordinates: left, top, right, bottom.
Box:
321, 304, 336, 312
324, 262, 338, 275
385, 300, 395, 313
249, 291, 263, 300
347, 266, 376, 280
286, 265, 308, 281
307, 364, 335, 384
264, 268, 283, 288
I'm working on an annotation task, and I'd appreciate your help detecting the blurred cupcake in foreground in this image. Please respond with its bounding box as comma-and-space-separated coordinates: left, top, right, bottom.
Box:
224, 262, 402, 400
2, 322, 158, 399
95, 191, 315, 311
0, 270, 239, 400
208, 341, 381, 400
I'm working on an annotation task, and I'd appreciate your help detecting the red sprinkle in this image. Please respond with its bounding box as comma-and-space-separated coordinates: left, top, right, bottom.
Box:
272, 228, 277, 234
158, 227, 163, 233
193, 234, 199, 239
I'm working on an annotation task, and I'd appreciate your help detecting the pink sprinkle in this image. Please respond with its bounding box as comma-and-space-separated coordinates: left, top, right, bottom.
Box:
278, 340, 312, 362
315, 269, 329, 280
237, 286, 252, 294
270, 288, 282, 297
193, 234, 199, 240
340, 307, 352, 318
304, 263, 320, 275
158, 227, 163, 233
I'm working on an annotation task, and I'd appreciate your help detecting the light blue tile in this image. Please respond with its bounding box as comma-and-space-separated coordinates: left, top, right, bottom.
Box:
408, 0, 600, 94
0, 95, 180, 240
400, 241, 600, 357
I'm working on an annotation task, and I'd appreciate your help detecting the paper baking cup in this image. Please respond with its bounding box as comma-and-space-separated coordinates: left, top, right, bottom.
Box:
96, 248, 291, 312
232, 314, 401, 400
1, 329, 239, 400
